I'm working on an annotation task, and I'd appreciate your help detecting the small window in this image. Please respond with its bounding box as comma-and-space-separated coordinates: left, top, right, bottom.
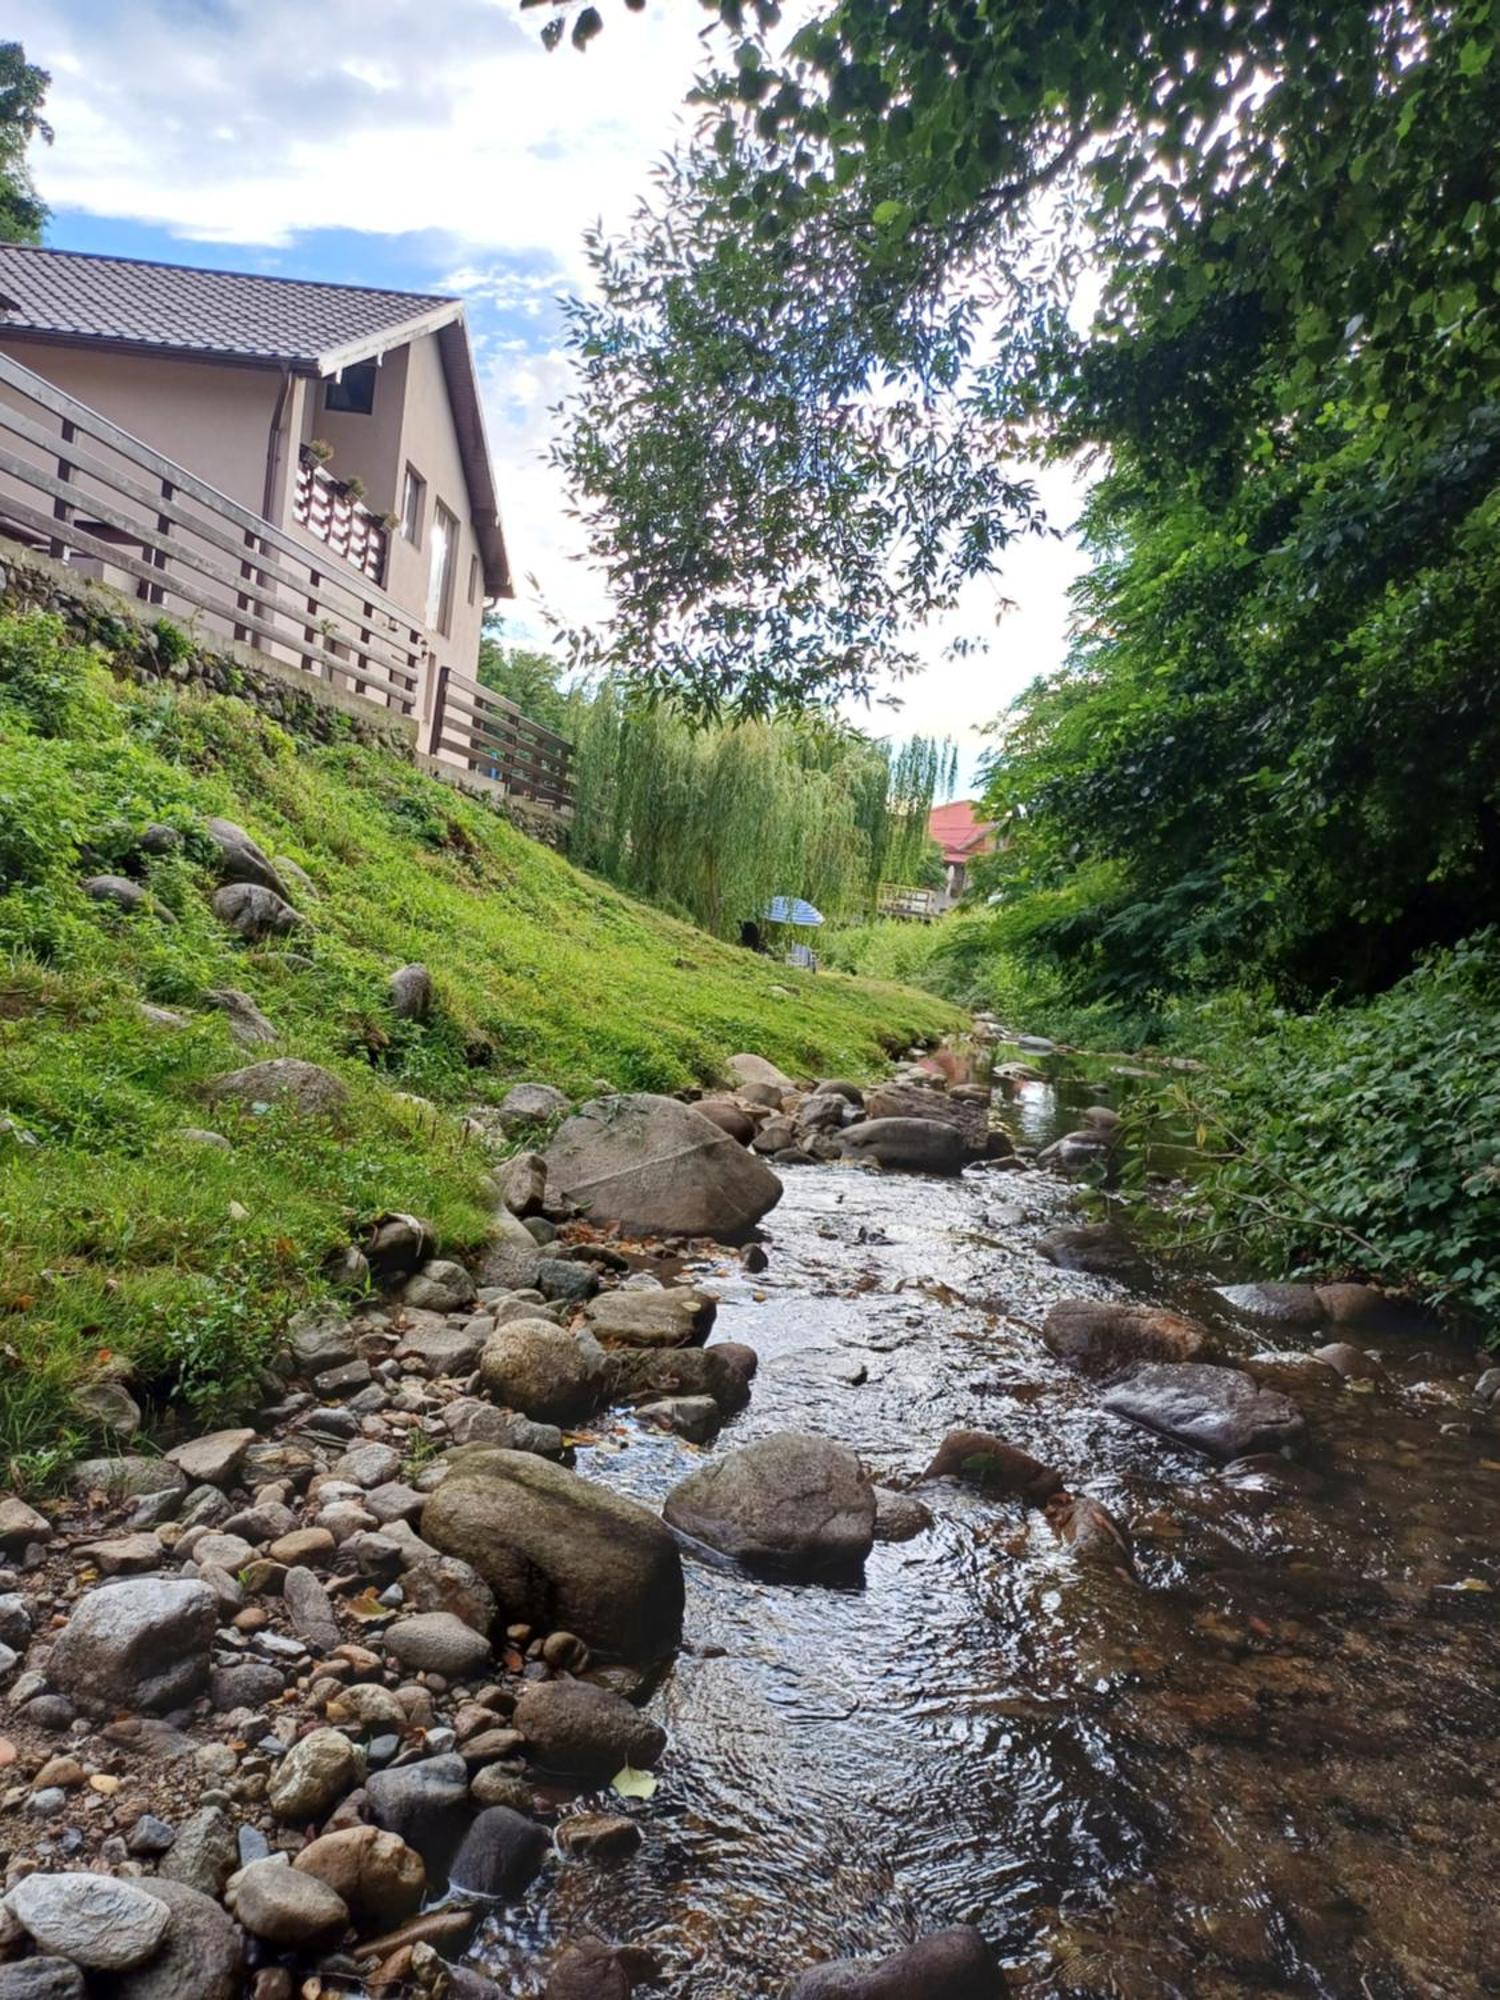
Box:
324, 360, 376, 415
400, 465, 426, 545
467, 552, 480, 606
427, 500, 458, 636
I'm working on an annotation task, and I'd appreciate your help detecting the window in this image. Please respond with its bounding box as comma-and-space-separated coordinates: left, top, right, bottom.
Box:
426, 500, 457, 635
467, 552, 480, 606
400, 465, 425, 545
323, 359, 377, 415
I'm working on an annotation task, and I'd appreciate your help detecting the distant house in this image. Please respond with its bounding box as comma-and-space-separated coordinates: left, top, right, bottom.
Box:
0, 242, 511, 692
928, 799, 999, 903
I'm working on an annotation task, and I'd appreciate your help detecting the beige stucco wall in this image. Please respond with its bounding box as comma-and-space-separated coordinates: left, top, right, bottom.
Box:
0, 335, 283, 515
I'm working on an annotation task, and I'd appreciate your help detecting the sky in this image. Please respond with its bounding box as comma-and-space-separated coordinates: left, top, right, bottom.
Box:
10, 0, 1089, 790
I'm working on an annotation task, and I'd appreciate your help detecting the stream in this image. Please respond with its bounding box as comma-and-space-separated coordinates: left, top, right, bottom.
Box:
475, 1073, 1500, 1998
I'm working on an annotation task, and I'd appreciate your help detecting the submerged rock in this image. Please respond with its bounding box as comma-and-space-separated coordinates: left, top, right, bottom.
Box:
1101, 1362, 1306, 1459
1042, 1300, 1210, 1374
787, 1925, 1008, 1998
922, 1430, 1063, 1503
663, 1432, 876, 1577
1036, 1222, 1140, 1278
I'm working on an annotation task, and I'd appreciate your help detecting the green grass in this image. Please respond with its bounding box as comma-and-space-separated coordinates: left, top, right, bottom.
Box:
0, 611, 959, 1481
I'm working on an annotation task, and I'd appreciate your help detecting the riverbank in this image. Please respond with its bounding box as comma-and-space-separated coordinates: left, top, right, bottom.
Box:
0, 1049, 1494, 1999
0, 609, 958, 1480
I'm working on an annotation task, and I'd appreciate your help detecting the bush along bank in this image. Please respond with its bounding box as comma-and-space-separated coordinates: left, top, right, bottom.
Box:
0, 609, 960, 1479
0, 1045, 1019, 2000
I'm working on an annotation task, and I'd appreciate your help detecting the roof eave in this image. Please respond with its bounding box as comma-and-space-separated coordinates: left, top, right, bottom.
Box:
435, 315, 512, 599
314, 300, 464, 379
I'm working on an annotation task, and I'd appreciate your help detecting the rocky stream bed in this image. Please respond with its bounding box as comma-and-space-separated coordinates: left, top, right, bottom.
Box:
0, 1043, 1496, 2000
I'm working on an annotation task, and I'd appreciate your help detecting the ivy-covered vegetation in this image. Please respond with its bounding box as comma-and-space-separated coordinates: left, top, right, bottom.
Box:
0, 611, 958, 1480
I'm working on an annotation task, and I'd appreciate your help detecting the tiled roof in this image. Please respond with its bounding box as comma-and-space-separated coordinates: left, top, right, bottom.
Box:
0, 243, 458, 370
929, 799, 998, 863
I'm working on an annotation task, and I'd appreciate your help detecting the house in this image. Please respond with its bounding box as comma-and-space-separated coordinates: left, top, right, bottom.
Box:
0, 242, 511, 701
928, 799, 999, 903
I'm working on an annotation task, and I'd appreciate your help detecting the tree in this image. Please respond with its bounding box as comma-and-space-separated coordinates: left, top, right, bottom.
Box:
549, 1, 1500, 716
0, 43, 52, 246
475, 629, 573, 737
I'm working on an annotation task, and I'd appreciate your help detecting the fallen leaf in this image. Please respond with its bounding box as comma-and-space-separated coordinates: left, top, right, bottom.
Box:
342, 1589, 389, 1623
611, 1764, 657, 1801
1450, 1577, 1493, 1592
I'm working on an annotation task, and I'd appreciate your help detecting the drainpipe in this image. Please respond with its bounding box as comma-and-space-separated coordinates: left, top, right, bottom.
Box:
262, 365, 293, 523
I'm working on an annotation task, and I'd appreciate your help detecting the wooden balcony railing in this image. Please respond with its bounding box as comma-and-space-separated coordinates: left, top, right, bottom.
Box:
0, 349, 426, 718
428, 664, 574, 812
292, 451, 389, 587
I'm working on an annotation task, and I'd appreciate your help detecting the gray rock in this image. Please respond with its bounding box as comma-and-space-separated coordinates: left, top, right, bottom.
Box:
212, 880, 305, 941
267, 1727, 363, 1822
364, 1212, 434, 1282
583, 1288, 716, 1349
202, 817, 289, 898
1214, 1282, 1324, 1328
536, 1258, 599, 1304
114, 1877, 243, 2000
450, 1805, 550, 1898
283, 1566, 339, 1651
499, 1082, 570, 1125
0, 1497, 51, 1552
546, 1093, 782, 1242
204, 986, 278, 1047
207, 1058, 346, 1116
398, 1554, 497, 1633
1036, 1222, 1141, 1278
1101, 1362, 1307, 1459
606, 1342, 754, 1416
422, 1449, 683, 1665
286, 1308, 357, 1374
5, 1873, 171, 1971
126, 1812, 178, 1855
383, 1611, 492, 1678
786, 1925, 1007, 1998
333, 1441, 402, 1488
0, 1593, 32, 1650
225, 1857, 348, 1947
396, 1320, 487, 1374
70, 1457, 185, 1501
664, 1432, 876, 1576
165, 1427, 256, 1487
292, 1824, 425, 1929
872, 1489, 934, 1542
634, 1395, 722, 1444
364, 1753, 470, 1866
837, 1117, 967, 1176
400, 1259, 477, 1312
479, 1321, 608, 1425
0, 1961, 86, 2000
442, 1401, 566, 1456
498, 1150, 547, 1217
513, 1677, 666, 1779
159, 1804, 240, 1896
69, 1379, 142, 1436
83, 874, 157, 917
48, 1577, 215, 1715
168, 1125, 232, 1149
390, 963, 434, 1023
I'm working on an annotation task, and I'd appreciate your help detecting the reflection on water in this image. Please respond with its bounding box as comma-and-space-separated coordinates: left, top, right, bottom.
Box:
476, 1135, 1500, 1999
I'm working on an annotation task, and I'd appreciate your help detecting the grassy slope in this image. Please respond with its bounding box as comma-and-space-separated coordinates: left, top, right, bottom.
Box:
0, 612, 958, 1477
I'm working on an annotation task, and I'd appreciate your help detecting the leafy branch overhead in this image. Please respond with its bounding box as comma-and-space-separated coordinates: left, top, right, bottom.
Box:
541, 0, 1500, 715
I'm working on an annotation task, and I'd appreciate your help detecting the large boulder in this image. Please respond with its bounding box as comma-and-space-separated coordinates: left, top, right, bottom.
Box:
47, 1578, 216, 1715
479, 1321, 609, 1424
207, 1059, 348, 1117
664, 1433, 876, 1577
1214, 1281, 1324, 1328
1102, 1362, 1306, 1459
546, 1094, 782, 1241
694, 1097, 756, 1144
838, 1118, 967, 1176
211, 882, 305, 941
202, 817, 289, 898
787, 1927, 1007, 1998
512, 1678, 666, 1779
582, 1287, 716, 1349
421, 1448, 684, 1663
1041, 1301, 1210, 1374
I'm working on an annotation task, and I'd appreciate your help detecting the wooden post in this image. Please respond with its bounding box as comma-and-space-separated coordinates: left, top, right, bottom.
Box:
428, 663, 450, 755
49, 418, 76, 560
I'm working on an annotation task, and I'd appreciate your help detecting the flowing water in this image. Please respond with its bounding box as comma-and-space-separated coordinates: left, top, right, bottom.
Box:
476, 1076, 1500, 1998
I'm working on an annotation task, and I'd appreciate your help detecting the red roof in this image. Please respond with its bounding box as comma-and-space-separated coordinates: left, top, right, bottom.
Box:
929, 799, 997, 865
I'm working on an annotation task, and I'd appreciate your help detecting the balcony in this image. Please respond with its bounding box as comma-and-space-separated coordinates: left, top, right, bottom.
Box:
291, 449, 389, 587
